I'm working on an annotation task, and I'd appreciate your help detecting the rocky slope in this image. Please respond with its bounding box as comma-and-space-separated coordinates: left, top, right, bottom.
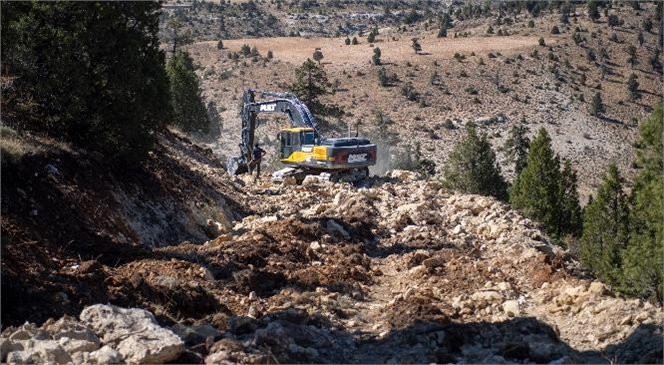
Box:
2, 130, 662, 363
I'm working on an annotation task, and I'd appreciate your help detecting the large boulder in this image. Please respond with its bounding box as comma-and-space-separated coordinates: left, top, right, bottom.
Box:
80, 304, 183, 364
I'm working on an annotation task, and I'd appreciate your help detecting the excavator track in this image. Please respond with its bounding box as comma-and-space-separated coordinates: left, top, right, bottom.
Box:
272, 167, 369, 184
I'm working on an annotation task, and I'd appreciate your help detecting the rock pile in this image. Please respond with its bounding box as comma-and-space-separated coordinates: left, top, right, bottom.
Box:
1, 305, 183, 364
3, 171, 662, 364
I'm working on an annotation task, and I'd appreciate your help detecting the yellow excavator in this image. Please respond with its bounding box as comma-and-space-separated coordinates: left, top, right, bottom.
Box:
227, 89, 377, 182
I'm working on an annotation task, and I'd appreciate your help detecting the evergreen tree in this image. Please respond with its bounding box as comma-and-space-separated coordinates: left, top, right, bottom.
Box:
510, 129, 564, 237
372, 47, 382, 66
352, 37, 359, 45
166, 18, 193, 55
443, 124, 508, 201
558, 159, 583, 237
216, 40, 224, 49
312, 49, 324, 64
289, 58, 330, 108
411, 38, 422, 54
1, 2, 172, 162
627, 73, 640, 101
166, 51, 210, 133
344, 37, 351, 45
438, 22, 448, 37
650, 47, 662, 72
590, 92, 605, 116
637, 31, 644, 47
581, 164, 629, 287
587, 0, 600, 22
626, 45, 639, 68
502, 120, 530, 175
623, 103, 663, 303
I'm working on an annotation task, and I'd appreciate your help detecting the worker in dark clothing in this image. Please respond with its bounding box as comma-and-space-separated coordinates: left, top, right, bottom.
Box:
249, 143, 266, 181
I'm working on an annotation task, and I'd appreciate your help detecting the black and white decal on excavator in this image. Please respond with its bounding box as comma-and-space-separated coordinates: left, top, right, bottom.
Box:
259, 104, 276, 111
348, 153, 367, 163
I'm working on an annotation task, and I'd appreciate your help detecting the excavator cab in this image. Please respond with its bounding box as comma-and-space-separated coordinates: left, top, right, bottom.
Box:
277, 128, 317, 159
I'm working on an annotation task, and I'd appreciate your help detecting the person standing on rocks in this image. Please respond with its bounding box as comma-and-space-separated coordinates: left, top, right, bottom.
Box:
249, 143, 266, 181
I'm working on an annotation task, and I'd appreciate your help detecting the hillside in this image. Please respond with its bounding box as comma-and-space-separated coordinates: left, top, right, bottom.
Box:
1, 131, 662, 363
178, 1, 663, 203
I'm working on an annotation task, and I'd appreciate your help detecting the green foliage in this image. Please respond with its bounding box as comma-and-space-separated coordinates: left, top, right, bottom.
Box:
626, 45, 638, 68
166, 51, 210, 133
443, 124, 508, 201
266, 50, 274, 59
581, 164, 629, 287
627, 73, 640, 101
510, 128, 581, 240
502, 121, 530, 175
637, 31, 645, 47
400, 82, 420, 102
587, 0, 600, 22
166, 18, 193, 55
240, 44, 251, 57
643, 18, 653, 33
372, 47, 382, 66
367, 27, 378, 43
623, 103, 663, 303
538, 37, 546, 46
351, 37, 358, 45
312, 49, 324, 64
411, 38, 422, 54
590, 92, 605, 116
289, 58, 330, 109
607, 14, 620, 28
438, 22, 448, 38
551, 25, 560, 34
558, 159, 583, 237
344, 37, 351, 45
527, 20, 535, 28
377, 67, 397, 87
217, 40, 224, 49
1, 2, 172, 163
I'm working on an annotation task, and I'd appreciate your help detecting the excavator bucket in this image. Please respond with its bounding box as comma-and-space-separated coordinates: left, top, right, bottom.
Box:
227, 156, 248, 176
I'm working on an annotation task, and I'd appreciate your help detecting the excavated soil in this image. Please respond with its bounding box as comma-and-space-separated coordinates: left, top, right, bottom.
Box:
2, 133, 662, 364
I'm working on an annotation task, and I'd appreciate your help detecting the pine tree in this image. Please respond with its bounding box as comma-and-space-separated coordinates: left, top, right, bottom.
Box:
312, 49, 324, 64
637, 31, 645, 47
587, 0, 600, 22
590, 92, 604, 116
510, 128, 563, 237
411, 38, 422, 54
344, 37, 351, 45
166, 51, 210, 133
626, 45, 639, 68
581, 164, 629, 287
627, 73, 640, 101
623, 103, 663, 303
502, 120, 530, 175
372, 47, 382, 66
1, 2, 172, 162
216, 40, 224, 49
443, 124, 508, 201
558, 159, 583, 237
289, 58, 330, 108
438, 22, 448, 37
167, 18, 193, 55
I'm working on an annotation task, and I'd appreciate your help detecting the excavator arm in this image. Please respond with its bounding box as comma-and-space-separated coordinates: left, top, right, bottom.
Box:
227, 89, 323, 175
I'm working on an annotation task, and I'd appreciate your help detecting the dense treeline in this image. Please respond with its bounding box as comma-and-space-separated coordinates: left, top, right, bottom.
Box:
444, 104, 663, 304
1, 2, 209, 163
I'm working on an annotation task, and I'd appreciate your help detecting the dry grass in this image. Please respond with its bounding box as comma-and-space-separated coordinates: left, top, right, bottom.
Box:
0, 125, 70, 164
